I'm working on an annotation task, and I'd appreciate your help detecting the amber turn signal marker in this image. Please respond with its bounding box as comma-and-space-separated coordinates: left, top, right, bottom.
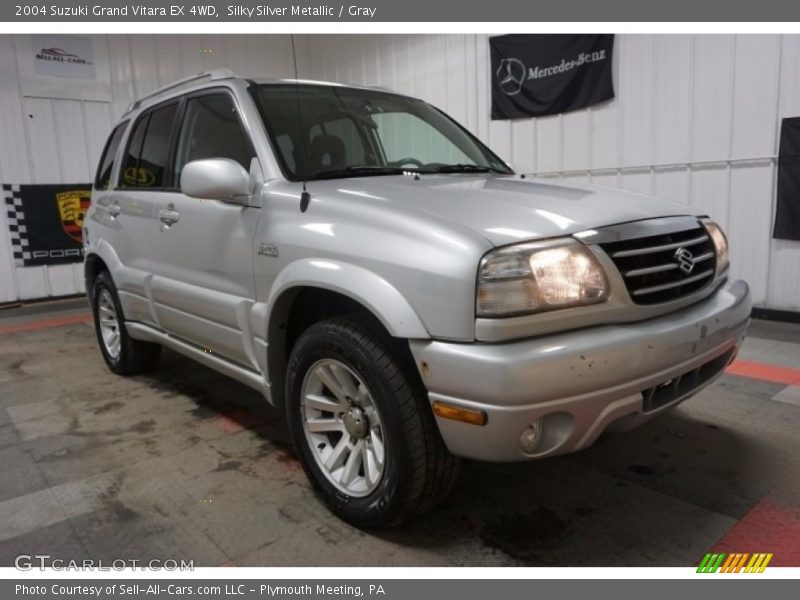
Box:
432, 402, 488, 426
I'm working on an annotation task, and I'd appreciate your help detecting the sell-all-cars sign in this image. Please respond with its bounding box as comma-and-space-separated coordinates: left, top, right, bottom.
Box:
490, 34, 615, 119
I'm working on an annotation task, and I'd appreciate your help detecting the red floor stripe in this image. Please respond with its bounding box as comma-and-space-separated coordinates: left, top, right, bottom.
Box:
711, 498, 800, 566
726, 359, 800, 387
0, 313, 93, 335
215, 408, 265, 434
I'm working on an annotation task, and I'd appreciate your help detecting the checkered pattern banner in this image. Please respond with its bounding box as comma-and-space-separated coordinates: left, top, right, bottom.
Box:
3, 184, 29, 264
2, 183, 91, 267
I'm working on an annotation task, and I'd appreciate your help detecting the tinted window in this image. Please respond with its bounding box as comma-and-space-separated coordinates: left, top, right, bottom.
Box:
120, 115, 147, 187
138, 104, 178, 187
372, 112, 471, 165
120, 102, 178, 188
253, 84, 511, 180
94, 121, 127, 190
309, 118, 369, 166
174, 93, 253, 184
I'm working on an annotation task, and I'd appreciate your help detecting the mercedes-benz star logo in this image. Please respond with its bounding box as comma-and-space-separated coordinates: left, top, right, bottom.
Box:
496, 58, 526, 96
673, 247, 695, 274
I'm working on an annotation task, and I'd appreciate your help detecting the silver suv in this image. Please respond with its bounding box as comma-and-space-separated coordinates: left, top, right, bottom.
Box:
85, 69, 751, 527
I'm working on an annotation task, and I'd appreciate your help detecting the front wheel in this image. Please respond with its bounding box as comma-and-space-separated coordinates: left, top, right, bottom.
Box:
285, 316, 459, 528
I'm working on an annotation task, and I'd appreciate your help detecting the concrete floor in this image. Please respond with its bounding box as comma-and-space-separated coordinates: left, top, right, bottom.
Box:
1, 298, 799, 567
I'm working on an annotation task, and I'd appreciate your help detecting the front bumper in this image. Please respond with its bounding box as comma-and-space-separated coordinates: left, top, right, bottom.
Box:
409, 279, 751, 462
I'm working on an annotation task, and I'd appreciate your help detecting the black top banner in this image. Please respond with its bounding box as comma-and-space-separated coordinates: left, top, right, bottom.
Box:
775, 117, 800, 241
490, 34, 614, 120
3, 1, 800, 21
3, 183, 89, 267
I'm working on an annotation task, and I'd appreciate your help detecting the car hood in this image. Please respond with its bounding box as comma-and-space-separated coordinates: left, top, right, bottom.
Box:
311, 174, 694, 247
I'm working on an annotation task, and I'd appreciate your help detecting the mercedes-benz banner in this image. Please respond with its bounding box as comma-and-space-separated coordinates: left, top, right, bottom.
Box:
490, 34, 615, 119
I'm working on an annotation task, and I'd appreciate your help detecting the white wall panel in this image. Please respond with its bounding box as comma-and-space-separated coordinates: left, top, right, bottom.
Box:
511, 119, 536, 173
591, 102, 619, 170
653, 167, 690, 206
730, 35, 781, 159
770, 35, 800, 312
0, 34, 297, 304
562, 110, 591, 170
23, 98, 61, 183
652, 35, 693, 165
534, 115, 562, 173
2, 33, 799, 312
691, 35, 735, 162
53, 99, 92, 182
689, 166, 730, 226
0, 35, 26, 302
727, 162, 775, 305
619, 35, 654, 167
83, 101, 114, 173
590, 171, 620, 190
301, 33, 800, 313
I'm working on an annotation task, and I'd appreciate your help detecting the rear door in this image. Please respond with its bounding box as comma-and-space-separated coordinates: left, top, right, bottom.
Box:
147, 88, 260, 368
107, 101, 181, 327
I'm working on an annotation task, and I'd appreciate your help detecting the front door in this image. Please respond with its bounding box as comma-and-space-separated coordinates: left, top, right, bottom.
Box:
146, 89, 261, 369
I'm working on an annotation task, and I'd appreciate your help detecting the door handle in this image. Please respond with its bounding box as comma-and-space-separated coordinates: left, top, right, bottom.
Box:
158, 208, 180, 226
106, 203, 121, 218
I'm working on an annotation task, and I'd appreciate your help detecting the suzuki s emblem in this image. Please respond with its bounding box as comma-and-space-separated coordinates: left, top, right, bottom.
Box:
674, 247, 695, 274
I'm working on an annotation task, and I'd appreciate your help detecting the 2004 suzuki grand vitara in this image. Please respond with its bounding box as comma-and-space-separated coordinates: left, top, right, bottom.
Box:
85, 69, 751, 527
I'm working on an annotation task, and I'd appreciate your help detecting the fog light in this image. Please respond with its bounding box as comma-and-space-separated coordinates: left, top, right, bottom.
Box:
520, 420, 544, 453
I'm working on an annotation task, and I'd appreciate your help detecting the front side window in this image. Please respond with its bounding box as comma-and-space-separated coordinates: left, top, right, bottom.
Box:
252, 84, 511, 180
173, 93, 254, 185
120, 102, 179, 188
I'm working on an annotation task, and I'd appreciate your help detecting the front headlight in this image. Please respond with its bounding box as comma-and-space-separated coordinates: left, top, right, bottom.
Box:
477, 239, 609, 317
703, 221, 729, 276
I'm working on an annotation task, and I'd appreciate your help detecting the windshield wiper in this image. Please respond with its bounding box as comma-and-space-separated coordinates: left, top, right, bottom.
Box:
422, 163, 505, 174
306, 166, 407, 180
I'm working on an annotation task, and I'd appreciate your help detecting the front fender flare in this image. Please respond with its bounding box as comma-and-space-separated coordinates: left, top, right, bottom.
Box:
267, 258, 430, 339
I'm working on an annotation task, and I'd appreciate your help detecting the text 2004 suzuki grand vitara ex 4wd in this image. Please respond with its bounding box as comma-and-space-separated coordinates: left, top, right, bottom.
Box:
85, 70, 751, 527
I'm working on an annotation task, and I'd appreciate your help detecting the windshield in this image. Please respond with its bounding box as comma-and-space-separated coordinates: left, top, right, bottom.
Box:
251, 84, 513, 181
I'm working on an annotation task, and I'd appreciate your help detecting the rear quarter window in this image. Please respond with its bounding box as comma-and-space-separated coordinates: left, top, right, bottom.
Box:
94, 121, 128, 190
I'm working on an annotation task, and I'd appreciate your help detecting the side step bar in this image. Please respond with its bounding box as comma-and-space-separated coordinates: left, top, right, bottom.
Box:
125, 321, 271, 401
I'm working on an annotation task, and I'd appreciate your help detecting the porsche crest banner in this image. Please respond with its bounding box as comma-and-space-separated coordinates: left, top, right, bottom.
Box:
3, 183, 90, 266
490, 34, 615, 120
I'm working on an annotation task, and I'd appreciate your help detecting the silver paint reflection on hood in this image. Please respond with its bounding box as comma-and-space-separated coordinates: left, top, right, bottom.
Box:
309, 174, 690, 247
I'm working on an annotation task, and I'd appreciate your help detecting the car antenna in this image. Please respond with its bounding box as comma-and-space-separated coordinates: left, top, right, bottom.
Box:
291, 35, 312, 213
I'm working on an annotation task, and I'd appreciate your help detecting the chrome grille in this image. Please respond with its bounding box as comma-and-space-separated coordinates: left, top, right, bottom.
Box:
600, 225, 716, 305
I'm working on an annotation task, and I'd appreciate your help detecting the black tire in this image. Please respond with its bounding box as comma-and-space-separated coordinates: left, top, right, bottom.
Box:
91, 270, 161, 375
285, 316, 460, 528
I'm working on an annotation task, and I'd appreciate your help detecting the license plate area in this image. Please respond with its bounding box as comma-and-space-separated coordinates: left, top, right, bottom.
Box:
641, 348, 736, 413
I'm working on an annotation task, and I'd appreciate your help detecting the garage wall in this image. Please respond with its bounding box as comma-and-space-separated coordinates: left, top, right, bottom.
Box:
2, 34, 799, 313
0, 34, 297, 304
297, 34, 800, 313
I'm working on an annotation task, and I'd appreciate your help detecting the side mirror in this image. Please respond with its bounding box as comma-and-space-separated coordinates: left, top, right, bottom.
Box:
180, 158, 252, 205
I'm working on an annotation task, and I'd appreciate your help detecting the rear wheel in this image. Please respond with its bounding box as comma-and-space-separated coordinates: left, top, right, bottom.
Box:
285, 316, 459, 528
91, 271, 160, 375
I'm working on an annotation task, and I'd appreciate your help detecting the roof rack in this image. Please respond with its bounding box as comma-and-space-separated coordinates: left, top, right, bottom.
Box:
124, 69, 240, 114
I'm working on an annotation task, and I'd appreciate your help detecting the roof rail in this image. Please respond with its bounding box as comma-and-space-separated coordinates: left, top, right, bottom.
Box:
124, 68, 240, 114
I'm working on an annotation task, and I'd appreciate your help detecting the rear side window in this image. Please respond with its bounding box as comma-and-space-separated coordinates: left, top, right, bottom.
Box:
173, 93, 254, 184
119, 102, 179, 189
94, 121, 128, 190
